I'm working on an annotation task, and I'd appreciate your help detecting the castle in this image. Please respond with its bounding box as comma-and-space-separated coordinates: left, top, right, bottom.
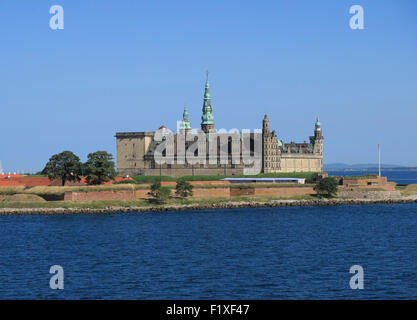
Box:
116, 73, 323, 177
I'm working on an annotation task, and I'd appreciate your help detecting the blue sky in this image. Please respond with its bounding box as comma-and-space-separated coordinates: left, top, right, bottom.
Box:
0, 0, 416, 172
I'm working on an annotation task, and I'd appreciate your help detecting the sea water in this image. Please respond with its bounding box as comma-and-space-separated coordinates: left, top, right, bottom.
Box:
1, 203, 417, 299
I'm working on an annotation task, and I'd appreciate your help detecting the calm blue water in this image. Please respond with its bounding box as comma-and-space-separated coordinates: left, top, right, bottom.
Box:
328, 169, 417, 185
1, 204, 417, 299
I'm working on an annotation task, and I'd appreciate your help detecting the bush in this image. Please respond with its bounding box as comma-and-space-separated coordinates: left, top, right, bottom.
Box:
314, 177, 338, 197
147, 182, 171, 204
306, 173, 320, 184
175, 178, 193, 198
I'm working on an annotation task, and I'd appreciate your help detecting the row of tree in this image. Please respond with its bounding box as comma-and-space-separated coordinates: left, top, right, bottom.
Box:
42, 151, 116, 186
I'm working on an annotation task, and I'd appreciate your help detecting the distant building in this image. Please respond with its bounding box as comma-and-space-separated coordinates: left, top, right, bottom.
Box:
116, 73, 324, 177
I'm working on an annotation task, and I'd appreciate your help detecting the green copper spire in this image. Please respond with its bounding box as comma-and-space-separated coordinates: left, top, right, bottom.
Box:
201, 70, 214, 130
181, 105, 191, 130
183, 105, 189, 121
315, 116, 321, 127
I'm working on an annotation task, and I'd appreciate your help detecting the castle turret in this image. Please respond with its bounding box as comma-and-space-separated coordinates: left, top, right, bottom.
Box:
262, 114, 270, 134
312, 116, 323, 155
201, 70, 214, 133
180, 105, 192, 134
262, 114, 281, 173
314, 116, 322, 139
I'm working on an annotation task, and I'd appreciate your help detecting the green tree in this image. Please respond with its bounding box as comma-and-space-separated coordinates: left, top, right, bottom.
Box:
42, 151, 83, 186
84, 151, 116, 185
314, 177, 339, 197
175, 178, 193, 198
148, 181, 171, 204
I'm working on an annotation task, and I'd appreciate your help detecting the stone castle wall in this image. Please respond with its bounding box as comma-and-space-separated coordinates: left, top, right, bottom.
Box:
279, 155, 323, 173
338, 190, 402, 200
64, 186, 316, 201
116, 116, 324, 177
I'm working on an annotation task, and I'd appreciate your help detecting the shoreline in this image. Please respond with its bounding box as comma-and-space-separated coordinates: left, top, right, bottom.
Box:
1, 197, 416, 215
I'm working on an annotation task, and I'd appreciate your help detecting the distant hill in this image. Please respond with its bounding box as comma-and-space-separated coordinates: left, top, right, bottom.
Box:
324, 163, 414, 170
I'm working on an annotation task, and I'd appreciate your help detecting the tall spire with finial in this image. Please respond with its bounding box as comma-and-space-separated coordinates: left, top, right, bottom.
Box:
201, 70, 214, 132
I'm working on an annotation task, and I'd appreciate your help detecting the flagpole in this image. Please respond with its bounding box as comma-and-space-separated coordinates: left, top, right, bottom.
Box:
378, 144, 381, 177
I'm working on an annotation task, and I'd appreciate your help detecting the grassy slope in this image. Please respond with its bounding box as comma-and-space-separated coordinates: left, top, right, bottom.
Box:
0, 194, 318, 209
396, 184, 417, 196
0, 184, 148, 196
0, 182, 315, 197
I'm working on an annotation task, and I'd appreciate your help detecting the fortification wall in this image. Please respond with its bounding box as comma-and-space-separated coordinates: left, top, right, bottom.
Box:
254, 187, 315, 196
340, 184, 395, 191
135, 187, 231, 199
338, 190, 402, 200
192, 188, 231, 198
64, 190, 136, 201
65, 186, 315, 201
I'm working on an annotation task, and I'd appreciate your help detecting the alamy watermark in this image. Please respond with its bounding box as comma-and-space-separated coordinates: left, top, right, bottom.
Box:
349, 5, 364, 30
50, 5, 64, 30
349, 265, 364, 289
49, 265, 64, 290
153, 123, 263, 175
48, 5, 364, 31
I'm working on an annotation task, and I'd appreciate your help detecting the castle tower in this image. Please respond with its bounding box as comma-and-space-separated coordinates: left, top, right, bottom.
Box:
313, 116, 323, 155
180, 105, 192, 134
314, 116, 322, 138
262, 114, 281, 173
262, 114, 270, 134
201, 70, 214, 133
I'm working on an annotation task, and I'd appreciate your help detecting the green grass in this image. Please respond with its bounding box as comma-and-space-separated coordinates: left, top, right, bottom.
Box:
132, 172, 322, 184
131, 175, 177, 183
21, 174, 48, 177
228, 183, 314, 189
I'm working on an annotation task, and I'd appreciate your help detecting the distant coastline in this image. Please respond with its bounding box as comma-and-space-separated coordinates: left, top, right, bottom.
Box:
326, 167, 417, 172
325, 163, 416, 171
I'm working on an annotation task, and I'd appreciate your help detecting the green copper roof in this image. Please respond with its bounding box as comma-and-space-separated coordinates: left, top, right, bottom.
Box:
183, 106, 189, 121
201, 71, 214, 125
181, 106, 191, 130
315, 116, 321, 127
